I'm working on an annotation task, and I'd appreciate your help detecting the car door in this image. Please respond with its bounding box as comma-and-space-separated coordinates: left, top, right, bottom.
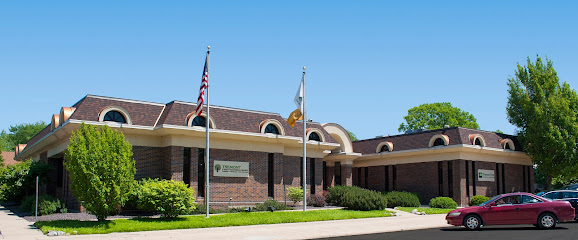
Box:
517, 195, 543, 224
561, 191, 578, 214
482, 195, 522, 225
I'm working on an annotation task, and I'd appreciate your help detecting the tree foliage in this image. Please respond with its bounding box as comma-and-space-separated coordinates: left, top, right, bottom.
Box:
0, 149, 4, 167
347, 130, 358, 141
0, 121, 47, 151
133, 178, 196, 218
398, 102, 479, 132
506, 56, 578, 189
64, 123, 135, 221
0, 160, 52, 202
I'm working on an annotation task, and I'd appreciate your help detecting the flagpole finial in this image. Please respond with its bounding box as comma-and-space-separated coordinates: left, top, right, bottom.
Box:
302, 67, 306, 71
207, 46, 211, 50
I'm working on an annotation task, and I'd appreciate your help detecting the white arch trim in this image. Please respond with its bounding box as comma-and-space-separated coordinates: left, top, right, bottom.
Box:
186, 112, 216, 128
321, 123, 353, 153
428, 134, 450, 147
469, 134, 486, 147
376, 141, 394, 153
306, 128, 326, 142
500, 138, 516, 151
259, 119, 286, 135
98, 106, 133, 124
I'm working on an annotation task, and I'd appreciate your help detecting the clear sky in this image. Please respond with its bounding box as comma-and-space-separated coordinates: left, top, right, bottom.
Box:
1, 1, 577, 140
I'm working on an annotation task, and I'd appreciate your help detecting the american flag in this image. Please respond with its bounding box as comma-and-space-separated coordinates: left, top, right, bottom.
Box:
195, 54, 209, 116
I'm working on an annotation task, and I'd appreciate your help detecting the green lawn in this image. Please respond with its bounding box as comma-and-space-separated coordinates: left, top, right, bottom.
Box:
396, 207, 454, 214
35, 209, 393, 235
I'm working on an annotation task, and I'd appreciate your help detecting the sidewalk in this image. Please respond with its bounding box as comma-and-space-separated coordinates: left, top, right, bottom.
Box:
32, 209, 450, 240
0, 205, 44, 239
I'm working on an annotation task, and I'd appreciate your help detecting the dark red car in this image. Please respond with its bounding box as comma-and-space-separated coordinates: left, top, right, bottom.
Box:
446, 192, 575, 230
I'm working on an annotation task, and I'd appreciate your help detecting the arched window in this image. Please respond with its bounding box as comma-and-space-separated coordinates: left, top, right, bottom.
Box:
433, 138, 445, 147
428, 134, 449, 147
103, 111, 127, 123
264, 124, 280, 134
309, 132, 321, 141
500, 138, 516, 151
99, 106, 132, 124
380, 145, 390, 152
474, 138, 482, 146
191, 116, 213, 128
376, 141, 393, 153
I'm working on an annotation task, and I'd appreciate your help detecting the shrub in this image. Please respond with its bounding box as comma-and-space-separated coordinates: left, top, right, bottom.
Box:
383, 191, 421, 208
287, 186, 304, 203
64, 123, 135, 221
255, 199, 292, 211
0, 160, 52, 202
469, 195, 489, 206
326, 185, 350, 206
307, 193, 327, 207
134, 178, 196, 218
429, 197, 458, 209
19, 195, 67, 215
327, 186, 387, 211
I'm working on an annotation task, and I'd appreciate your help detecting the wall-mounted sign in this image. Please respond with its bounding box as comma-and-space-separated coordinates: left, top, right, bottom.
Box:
478, 169, 495, 182
214, 160, 249, 177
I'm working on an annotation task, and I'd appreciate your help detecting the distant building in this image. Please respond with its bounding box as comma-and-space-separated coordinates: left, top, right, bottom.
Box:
1, 151, 20, 166
16, 95, 532, 208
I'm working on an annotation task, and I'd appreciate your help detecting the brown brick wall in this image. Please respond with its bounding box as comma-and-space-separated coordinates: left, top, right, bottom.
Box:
133, 146, 164, 179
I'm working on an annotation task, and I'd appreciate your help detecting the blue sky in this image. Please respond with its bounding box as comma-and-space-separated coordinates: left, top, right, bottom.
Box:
1, 1, 577, 140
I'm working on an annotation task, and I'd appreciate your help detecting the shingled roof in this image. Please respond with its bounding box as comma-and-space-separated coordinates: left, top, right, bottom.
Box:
352, 127, 522, 154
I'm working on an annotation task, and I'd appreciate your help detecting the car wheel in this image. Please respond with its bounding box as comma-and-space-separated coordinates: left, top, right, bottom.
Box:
463, 214, 482, 230
537, 213, 557, 229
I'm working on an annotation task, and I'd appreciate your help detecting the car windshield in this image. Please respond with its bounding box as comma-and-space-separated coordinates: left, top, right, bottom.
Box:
480, 195, 501, 206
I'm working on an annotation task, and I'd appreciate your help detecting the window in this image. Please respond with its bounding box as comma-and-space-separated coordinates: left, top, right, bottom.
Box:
474, 138, 482, 146
380, 145, 390, 152
376, 141, 393, 153
264, 124, 280, 134
103, 111, 126, 123
496, 195, 521, 205
521, 195, 542, 204
191, 116, 212, 128
543, 192, 559, 199
500, 138, 516, 151
268, 153, 274, 198
469, 134, 486, 147
433, 138, 445, 147
309, 132, 321, 141
429, 134, 449, 147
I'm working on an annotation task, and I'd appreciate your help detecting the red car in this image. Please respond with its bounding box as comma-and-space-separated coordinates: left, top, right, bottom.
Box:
446, 192, 575, 230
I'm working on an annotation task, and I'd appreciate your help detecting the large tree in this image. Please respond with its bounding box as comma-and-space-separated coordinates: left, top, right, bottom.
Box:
0, 121, 47, 151
506, 56, 578, 189
398, 102, 479, 132
64, 123, 135, 221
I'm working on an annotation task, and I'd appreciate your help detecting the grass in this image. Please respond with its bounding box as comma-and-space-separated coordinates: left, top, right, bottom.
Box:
35, 209, 393, 235
396, 207, 454, 214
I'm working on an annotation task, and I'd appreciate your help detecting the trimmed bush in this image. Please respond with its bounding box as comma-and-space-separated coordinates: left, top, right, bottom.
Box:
307, 193, 327, 207
19, 195, 67, 215
287, 186, 304, 203
255, 199, 292, 211
327, 186, 387, 211
469, 195, 489, 206
429, 197, 458, 209
383, 191, 421, 208
134, 178, 196, 218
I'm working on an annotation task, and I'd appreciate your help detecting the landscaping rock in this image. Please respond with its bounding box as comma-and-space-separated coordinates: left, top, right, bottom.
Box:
411, 209, 418, 214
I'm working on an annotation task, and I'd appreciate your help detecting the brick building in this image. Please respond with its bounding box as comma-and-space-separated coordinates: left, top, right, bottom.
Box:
15, 95, 532, 208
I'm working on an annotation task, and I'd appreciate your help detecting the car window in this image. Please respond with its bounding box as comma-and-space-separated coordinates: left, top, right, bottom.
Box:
544, 192, 559, 200
561, 192, 578, 199
571, 192, 578, 198
496, 195, 521, 205
521, 195, 542, 204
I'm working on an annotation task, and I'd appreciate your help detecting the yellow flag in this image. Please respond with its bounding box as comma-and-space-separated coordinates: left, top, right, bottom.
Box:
287, 109, 303, 127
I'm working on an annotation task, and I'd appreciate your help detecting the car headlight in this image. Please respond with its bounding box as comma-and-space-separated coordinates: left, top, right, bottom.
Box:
448, 212, 461, 217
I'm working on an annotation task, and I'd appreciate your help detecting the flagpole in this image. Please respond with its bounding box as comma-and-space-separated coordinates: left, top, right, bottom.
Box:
205, 46, 211, 218
302, 67, 307, 211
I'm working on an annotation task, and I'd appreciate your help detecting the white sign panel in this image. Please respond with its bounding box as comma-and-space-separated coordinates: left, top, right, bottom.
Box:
478, 169, 495, 182
214, 160, 249, 177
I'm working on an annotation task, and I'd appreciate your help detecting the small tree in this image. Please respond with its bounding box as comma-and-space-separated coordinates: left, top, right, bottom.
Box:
64, 123, 135, 221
